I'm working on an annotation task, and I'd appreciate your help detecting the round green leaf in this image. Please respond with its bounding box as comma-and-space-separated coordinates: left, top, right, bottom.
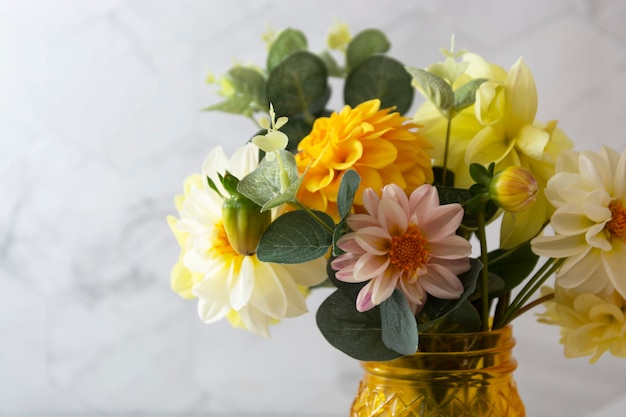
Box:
267, 28, 307, 71
266, 51, 328, 117
344, 55, 414, 114
346, 28, 391, 70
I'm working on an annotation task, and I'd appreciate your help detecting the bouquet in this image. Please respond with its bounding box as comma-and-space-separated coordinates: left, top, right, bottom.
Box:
168, 21, 626, 364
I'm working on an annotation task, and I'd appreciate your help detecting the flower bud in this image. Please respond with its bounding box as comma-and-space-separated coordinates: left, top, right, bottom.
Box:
222, 195, 271, 256
489, 166, 538, 212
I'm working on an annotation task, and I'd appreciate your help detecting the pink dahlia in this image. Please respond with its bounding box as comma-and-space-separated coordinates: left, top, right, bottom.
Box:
331, 183, 472, 312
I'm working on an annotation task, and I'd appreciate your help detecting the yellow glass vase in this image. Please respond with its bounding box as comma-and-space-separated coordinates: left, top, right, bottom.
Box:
350, 325, 525, 417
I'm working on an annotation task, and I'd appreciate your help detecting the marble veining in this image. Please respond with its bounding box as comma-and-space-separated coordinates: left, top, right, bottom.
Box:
1, 1, 626, 416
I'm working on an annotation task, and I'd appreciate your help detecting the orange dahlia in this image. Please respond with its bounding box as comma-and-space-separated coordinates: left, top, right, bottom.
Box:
295, 99, 433, 218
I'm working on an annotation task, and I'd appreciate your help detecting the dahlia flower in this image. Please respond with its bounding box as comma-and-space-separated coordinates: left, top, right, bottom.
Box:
538, 285, 626, 363
296, 99, 433, 219
331, 183, 472, 313
168, 143, 326, 337
531, 146, 626, 298
414, 54, 572, 248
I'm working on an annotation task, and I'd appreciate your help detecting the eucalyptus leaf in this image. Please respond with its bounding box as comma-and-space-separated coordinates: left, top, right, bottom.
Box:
405, 66, 455, 118
203, 94, 256, 116
337, 170, 360, 219
380, 290, 418, 355
316, 289, 403, 361
345, 55, 414, 114
256, 210, 333, 263
276, 117, 313, 152
237, 150, 300, 209
453, 78, 488, 115
267, 28, 308, 71
266, 51, 328, 117
226, 66, 267, 107
346, 28, 391, 70
318, 49, 343, 77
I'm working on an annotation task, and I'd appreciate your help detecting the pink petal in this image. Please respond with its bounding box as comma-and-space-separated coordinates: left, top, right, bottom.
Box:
420, 203, 464, 241
382, 183, 410, 217
331, 253, 357, 272
398, 276, 426, 306
428, 257, 471, 275
353, 253, 391, 281
409, 184, 439, 219
370, 269, 400, 305
346, 213, 379, 230
428, 235, 472, 259
377, 199, 408, 236
362, 188, 381, 217
419, 263, 464, 299
336, 233, 366, 254
354, 226, 391, 255
356, 282, 376, 312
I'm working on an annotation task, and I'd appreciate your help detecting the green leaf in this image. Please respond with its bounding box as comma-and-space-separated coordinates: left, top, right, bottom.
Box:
237, 150, 300, 210
453, 78, 488, 115
417, 258, 482, 330
267, 28, 308, 71
266, 51, 328, 117
345, 55, 414, 114
337, 170, 360, 219
203, 94, 256, 116
469, 163, 492, 186
316, 289, 403, 361
488, 241, 540, 294
380, 290, 418, 355
405, 66, 455, 118
429, 300, 482, 333
226, 66, 267, 107
256, 210, 333, 263
318, 49, 343, 77
346, 28, 391, 70
469, 272, 506, 302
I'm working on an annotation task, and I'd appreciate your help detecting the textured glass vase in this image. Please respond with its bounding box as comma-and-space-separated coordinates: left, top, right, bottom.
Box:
350, 325, 525, 417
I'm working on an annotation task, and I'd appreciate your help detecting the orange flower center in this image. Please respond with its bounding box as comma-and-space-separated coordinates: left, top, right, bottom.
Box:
607, 199, 626, 241
388, 225, 429, 272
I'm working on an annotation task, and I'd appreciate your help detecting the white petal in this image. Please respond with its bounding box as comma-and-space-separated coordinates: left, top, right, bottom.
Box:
602, 242, 626, 298
228, 143, 260, 178
247, 259, 288, 318
197, 299, 230, 324
229, 257, 255, 310
282, 257, 328, 287
237, 305, 271, 338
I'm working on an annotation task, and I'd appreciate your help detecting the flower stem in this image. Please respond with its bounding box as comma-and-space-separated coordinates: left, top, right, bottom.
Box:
510, 292, 555, 321
494, 257, 563, 328
477, 211, 490, 331
441, 117, 452, 186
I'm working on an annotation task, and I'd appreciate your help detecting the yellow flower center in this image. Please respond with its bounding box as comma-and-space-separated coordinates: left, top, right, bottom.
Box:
388, 225, 429, 272
209, 221, 242, 265
607, 199, 626, 242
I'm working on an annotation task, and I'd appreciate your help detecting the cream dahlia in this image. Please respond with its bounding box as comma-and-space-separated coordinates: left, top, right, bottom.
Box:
331, 183, 472, 312
538, 285, 626, 363
531, 146, 626, 298
168, 143, 326, 337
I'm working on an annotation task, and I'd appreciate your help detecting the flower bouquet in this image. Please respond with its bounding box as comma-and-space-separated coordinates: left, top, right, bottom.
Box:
168, 21, 626, 416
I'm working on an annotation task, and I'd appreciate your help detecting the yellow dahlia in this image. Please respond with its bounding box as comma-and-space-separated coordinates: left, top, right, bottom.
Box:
538, 285, 626, 363
296, 99, 433, 219
414, 54, 573, 248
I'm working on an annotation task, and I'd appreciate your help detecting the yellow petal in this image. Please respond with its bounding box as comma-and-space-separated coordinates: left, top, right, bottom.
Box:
504, 58, 537, 137
515, 124, 550, 160
465, 125, 514, 167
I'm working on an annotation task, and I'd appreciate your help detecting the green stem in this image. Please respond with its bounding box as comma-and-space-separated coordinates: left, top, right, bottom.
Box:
510, 293, 555, 321
477, 211, 490, 331
294, 201, 334, 235
441, 117, 452, 186
494, 257, 563, 328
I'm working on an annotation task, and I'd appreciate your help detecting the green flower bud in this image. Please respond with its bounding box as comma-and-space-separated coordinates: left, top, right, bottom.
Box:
489, 166, 538, 213
222, 194, 271, 256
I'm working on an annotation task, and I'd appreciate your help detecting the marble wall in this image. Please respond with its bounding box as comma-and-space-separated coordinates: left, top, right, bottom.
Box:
1, 0, 626, 416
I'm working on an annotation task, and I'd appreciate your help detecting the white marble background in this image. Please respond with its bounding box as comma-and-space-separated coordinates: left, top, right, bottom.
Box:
2, 0, 626, 416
